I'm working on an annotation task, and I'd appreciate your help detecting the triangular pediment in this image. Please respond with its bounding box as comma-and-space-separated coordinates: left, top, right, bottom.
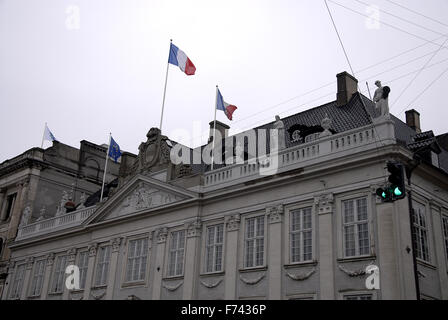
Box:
86, 175, 197, 224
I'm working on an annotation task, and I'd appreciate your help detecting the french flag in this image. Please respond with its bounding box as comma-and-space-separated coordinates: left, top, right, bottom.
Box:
168, 42, 196, 76
216, 88, 237, 121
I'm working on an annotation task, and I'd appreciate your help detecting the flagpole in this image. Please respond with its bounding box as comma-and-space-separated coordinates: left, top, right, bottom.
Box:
159, 39, 172, 133
100, 133, 112, 202
41, 122, 47, 148
211, 85, 218, 171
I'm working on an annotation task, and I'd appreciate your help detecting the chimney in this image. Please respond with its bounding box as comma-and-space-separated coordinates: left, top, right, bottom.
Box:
405, 109, 421, 133
336, 71, 358, 106
208, 121, 230, 143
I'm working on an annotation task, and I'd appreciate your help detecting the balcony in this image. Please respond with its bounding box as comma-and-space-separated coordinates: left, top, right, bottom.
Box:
202, 119, 395, 192
16, 205, 97, 241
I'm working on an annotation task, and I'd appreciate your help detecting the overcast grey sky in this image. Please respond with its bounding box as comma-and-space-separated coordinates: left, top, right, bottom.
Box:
1, 0, 447, 161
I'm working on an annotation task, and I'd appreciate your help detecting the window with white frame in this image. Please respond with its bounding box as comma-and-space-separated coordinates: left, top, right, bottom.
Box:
126, 238, 149, 282
342, 198, 370, 257
205, 224, 224, 273
76, 251, 89, 289
290, 207, 312, 263
244, 216, 265, 268
95, 246, 111, 286
9, 264, 25, 299
29, 260, 45, 297
343, 294, 372, 300
51, 256, 68, 293
168, 230, 185, 277
412, 202, 430, 262
442, 216, 448, 262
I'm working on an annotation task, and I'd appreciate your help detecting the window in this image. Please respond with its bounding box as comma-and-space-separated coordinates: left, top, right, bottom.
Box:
0, 238, 3, 257
343, 198, 370, 257
9, 264, 25, 299
95, 246, 111, 286
168, 230, 185, 277
442, 216, 448, 262
343, 294, 372, 300
290, 207, 312, 263
4, 193, 17, 221
76, 251, 89, 289
51, 255, 68, 293
205, 224, 224, 273
126, 238, 149, 282
29, 260, 45, 297
244, 216, 265, 268
412, 202, 430, 262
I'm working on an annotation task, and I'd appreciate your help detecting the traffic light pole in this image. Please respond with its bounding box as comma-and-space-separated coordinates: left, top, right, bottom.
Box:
405, 163, 421, 300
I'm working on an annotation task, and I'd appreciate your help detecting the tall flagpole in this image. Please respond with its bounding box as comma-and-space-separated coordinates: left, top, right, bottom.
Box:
211, 85, 218, 170
41, 122, 47, 148
100, 133, 112, 202
159, 39, 172, 132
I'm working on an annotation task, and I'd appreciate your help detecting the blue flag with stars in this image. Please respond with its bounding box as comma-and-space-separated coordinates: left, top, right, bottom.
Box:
108, 136, 122, 163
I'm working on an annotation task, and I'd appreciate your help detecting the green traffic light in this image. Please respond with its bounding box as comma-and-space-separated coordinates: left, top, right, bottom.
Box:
382, 192, 386, 198
394, 187, 402, 196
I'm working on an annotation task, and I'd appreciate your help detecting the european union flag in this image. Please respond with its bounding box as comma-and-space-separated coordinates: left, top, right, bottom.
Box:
108, 136, 122, 163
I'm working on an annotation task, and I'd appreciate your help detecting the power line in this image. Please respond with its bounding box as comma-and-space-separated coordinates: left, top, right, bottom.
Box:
396, 63, 448, 116
353, 0, 447, 37
327, 0, 448, 51
385, 0, 448, 29
391, 36, 448, 109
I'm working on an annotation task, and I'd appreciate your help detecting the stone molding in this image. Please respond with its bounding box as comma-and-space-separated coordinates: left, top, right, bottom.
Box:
266, 204, 284, 224
225, 214, 241, 231
314, 193, 334, 215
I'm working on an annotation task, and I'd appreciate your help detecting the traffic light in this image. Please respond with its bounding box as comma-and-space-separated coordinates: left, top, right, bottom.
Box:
376, 161, 406, 202
387, 161, 406, 200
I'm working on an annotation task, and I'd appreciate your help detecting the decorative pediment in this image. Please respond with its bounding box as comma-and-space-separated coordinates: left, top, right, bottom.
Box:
86, 175, 197, 223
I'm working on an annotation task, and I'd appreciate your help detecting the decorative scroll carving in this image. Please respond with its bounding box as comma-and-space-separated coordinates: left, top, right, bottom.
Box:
46, 253, 55, 266
225, 214, 240, 231
314, 193, 334, 215
91, 290, 106, 300
157, 227, 168, 243
338, 261, 376, 277
266, 204, 284, 224
88, 243, 98, 257
187, 219, 202, 238
162, 281, 183, 291
67, 248, 77, 262
26, 257, 34, 270
285, 268, 316, 281
239, 273, 265, 285
112, 237, 122, 252
200, 278, 223, 289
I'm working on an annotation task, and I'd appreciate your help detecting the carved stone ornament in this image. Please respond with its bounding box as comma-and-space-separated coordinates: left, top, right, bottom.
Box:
314, 193, 334, 215
137, 128, 172, 173
338, 260, 376, 277
200, 278, 223, 289
90, 290, 106, 300
187, 219, 202, 238
239, 273, 266, 285
157, 227, 168, 243
320, 113, 332, 138
26, 257, 35, 270
19, 206, 32, 227
225, 214, 241, 231
67, 248, 77, 262
266, 204, 284, 224
285, 268, 316, 281
162, 281, 183, 292
88, 243, 98, 257
111, 237, 122, 252
46, 253, 55, 266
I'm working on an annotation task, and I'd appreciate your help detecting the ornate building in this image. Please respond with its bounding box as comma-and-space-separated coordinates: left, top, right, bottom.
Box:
0, 139, 121, 297
2, 72, 448, 300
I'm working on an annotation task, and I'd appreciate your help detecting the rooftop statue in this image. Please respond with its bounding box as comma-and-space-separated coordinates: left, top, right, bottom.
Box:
373, 80, 391, 118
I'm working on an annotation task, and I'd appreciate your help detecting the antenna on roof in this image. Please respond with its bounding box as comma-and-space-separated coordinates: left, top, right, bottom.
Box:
366, 82, 372, 100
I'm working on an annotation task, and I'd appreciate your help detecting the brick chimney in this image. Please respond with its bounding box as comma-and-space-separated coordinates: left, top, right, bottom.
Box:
405, 109, 421, 133
208, 121, 230, 143
336, 71, 358, 107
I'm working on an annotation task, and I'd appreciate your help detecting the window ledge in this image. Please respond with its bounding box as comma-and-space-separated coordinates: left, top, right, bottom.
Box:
416, 258, 437, 270
337, 255, 376, 263
121, 281, 146, 288
47, 291, 63, 296
239, 266, 268, 273
162, 275, 184, 281
68, 289, 84, 293
284, 260, 318, 269
91, 285, 107, 290
200, 271, 225, 277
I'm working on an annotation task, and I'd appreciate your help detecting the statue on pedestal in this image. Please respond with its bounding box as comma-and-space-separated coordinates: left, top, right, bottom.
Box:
373, 80, 391, 118
19, 206, 32, 227
272, 115, 286, 151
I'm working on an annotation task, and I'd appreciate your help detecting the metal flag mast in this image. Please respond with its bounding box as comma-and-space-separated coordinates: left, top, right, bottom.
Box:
100, 133, 112, 202
159, 39, 173, 132
211, 85, 218, 170
40, 122, 47, 149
